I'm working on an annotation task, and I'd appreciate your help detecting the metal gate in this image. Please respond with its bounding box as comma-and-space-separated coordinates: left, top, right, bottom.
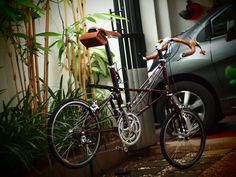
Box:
110, 0, 147, 102
110, 0, 156, 149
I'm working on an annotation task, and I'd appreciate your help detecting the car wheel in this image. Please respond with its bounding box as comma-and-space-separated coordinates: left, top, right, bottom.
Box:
154, 81, 217, 131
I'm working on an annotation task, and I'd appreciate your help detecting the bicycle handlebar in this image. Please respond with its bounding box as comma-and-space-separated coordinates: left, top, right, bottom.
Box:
144, 37, 206, 60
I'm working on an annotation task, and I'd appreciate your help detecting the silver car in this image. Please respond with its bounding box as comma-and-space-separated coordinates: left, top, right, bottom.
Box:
150, 1, 236, 131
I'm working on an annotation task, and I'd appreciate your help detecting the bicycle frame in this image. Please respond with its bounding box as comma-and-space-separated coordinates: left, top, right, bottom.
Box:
88, 42, 183, 132
49, 31, 206, 169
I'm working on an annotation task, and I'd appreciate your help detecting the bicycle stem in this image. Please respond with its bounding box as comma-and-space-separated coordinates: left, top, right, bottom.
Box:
155, 44, 172, 93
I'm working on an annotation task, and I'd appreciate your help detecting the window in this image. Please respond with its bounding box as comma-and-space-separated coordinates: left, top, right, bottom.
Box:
197, 22, 211, 42
212, 6, 234, 38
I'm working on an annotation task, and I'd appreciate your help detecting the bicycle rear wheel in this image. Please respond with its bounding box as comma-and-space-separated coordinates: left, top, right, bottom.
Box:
48, 99, 100, 168
160, 110, 206, 169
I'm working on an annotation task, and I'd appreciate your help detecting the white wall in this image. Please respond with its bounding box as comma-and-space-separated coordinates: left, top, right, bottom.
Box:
167, 0, 213, 36
154, 0, 172, 39
0, 0, 119, 109
0, 39, 18, 106
139, 0, 159, 54
0, 0, 215, 108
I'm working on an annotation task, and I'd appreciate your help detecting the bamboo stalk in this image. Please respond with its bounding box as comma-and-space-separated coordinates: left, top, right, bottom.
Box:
15, 25, 26, 97
9, 32, 25, 99
28, 12, 37, 111
10, 37, 25, 99
81, 0, 87, 99
43, 0, 50, 114
21, 61, 27, 97
6, 40, 20, 103
80, 0, 96, 99
25, 19, 33, 109
22, 21, 28, 95
32, 17, 42, 106
71, 0, 77, 24
77, 0, 82, 89
71, 44, 78, 90
64, 0, 72, 94
77, 0, 83, 18
71, 0, 79, 90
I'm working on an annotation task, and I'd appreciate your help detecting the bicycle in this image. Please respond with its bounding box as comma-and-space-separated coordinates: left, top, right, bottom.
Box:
48, 28, 206, 169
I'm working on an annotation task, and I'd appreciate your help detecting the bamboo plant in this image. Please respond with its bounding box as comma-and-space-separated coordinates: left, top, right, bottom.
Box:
0, 0, 126, 176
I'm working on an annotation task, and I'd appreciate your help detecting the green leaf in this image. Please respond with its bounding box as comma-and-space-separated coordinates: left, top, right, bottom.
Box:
58, 43, 66, 61
49, 40, 59, 49
56, 39, 65, 49
15, 0, 43, 12
0, 89, 6, 95
15, 0, 35, 8
36, 43, 50, 52
92, 67, 102, 73
71, 19, 84, 26
102, 13, 127, 20
230, 80, 236, 84
48, 86, 56, 100
36, 32, 61, 37
13, 33, 28, 39
2, 7, 20, 22
5, 144, 31, 169
93, 72, 99, 84
86, 16, 96, 23
90, 13, 127, 22
92, 13, 110, 20
91, 48, 115, 63
96, 57, 107, 76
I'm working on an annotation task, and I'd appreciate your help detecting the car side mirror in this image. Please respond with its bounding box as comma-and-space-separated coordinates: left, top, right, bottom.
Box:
226, 27, 236, 42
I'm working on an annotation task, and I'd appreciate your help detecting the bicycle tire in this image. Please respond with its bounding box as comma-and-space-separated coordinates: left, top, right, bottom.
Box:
160, 110, 206, 169
48, 98, 101, 168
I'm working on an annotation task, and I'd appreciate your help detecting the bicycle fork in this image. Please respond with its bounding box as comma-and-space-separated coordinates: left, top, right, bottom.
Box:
169, 98, 190, 138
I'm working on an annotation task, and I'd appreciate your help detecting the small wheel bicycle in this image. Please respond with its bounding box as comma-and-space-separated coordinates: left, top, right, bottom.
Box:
48, 28, 206, 169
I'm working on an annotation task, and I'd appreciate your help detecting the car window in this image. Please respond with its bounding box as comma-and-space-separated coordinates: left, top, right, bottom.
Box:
197, 22, 211, 42
212, 6, 234, 38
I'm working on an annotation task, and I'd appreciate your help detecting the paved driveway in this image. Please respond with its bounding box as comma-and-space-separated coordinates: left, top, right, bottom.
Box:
101, 115, 236, 177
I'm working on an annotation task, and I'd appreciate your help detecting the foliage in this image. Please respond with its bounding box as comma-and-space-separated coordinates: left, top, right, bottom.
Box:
0, 79, 84, 177
0, 0, 44, 38
0, 1, 126, 176
47, 75, 83, 111
54, 12, 122, 77
0, 90, 47, 177
225, 65, 236, 85
88, 48, 115, 84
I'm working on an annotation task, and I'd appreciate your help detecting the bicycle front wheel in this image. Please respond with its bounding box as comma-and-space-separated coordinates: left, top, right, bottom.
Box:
160, 110, 206, 169
48, 99, 101, 168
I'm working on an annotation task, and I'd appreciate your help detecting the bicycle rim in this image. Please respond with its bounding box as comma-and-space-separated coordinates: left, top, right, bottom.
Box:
160, 110, 206, 169
48, 99, 101, 168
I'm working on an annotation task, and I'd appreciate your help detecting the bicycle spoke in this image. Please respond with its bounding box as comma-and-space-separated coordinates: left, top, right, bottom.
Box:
160, 110, 206, 169
48, 99, 101, 168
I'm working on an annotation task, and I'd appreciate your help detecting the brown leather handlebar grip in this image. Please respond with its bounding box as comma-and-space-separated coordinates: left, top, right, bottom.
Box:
146, 52, 159, 60
144, 38, 205, 60
172, 37, 191, 47
181, 40, 196, 57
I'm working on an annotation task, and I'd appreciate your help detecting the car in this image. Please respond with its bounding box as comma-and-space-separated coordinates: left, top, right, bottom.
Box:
149, 1, 236, 131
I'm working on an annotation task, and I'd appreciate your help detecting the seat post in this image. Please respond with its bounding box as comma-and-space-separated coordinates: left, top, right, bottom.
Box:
105, 43, 123, 106
105, 43, 114, 66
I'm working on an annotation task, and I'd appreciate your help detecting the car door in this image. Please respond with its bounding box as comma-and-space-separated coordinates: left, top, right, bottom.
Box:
210, 4, 236, 113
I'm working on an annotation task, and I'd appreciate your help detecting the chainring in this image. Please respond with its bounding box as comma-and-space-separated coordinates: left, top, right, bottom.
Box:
118, 112, 141, 146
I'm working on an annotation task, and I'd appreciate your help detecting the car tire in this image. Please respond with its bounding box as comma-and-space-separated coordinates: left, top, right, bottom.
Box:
154, 81, 217, 131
